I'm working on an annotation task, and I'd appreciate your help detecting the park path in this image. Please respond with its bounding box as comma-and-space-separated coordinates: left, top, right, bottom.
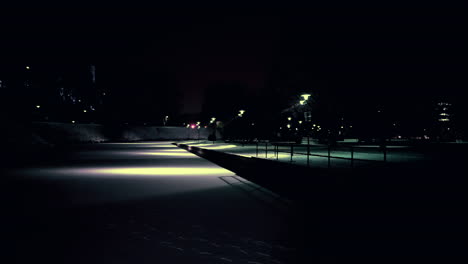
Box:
3, 141, 298, 264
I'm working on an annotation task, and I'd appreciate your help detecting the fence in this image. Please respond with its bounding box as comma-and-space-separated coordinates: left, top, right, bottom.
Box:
229, 140, 388, 168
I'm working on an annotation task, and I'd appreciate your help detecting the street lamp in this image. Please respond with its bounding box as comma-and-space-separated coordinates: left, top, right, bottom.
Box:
36, 105, 41, 109
301, 93, 311, 100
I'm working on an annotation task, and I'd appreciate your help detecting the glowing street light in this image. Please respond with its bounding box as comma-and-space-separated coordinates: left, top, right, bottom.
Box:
301, 93, 311, 100
287, 117, 292, 121
36, 105, 41, 109
26, 66, 30, 70
298, 120, 303, 124
83, 109, 87, 113
287, 124, 291, 129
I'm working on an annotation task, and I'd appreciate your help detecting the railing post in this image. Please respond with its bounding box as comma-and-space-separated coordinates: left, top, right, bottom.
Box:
351, 146, 354, 168
256, 142, 259, 157
290, 144, 293, 162
328, 144, 331, 168
383, 144, 387, 162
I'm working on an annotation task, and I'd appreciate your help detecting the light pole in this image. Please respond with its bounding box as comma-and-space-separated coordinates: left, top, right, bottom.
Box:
210, 117, 217, 143
300, 93, 312, 144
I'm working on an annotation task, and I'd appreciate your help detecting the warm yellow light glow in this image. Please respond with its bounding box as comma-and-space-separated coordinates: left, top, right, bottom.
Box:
104, 142, 174, 146
300, 100, 305, 105
179, 141, 197, 144
72, 120, 75, 123
202, 145, 237, 150
138, 152, 194, 157
101, 167, 230, 176
36, 105, 41, 109
299, 120, 303, 124
301, 94, 311, 100
42, 167, 234, 177
26, 66, 30, 70
288, 117, 292, 121
83, 110, 87, 113
239, 110, 245, 115
438, 118, 450, 122
287, 124, 291, 128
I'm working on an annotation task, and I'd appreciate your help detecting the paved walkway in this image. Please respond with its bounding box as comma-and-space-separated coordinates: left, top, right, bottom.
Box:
3, 141, 298, 264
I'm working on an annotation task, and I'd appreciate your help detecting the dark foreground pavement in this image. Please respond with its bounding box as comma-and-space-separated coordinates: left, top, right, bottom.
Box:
1, 141, 465, 263
2, 142, 298, 264
178, 142, 466, 263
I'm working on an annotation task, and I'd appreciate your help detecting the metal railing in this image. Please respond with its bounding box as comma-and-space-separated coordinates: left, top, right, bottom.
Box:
228, 140, 388, 168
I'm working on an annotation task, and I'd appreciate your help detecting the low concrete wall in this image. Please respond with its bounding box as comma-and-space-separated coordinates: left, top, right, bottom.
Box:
31, 122, 215, 145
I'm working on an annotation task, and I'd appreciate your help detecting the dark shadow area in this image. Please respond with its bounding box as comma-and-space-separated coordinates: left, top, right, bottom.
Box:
177, 143, 466, 263
1, 176, 296, 264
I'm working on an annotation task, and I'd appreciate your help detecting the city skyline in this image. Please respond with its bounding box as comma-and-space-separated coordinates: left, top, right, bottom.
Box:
0, 7, 466, 137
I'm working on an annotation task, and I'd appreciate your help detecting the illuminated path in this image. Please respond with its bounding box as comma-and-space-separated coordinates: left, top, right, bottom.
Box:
3, 141, 297, 264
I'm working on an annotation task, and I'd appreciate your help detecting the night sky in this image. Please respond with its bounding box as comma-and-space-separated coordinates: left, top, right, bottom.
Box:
1, 6, 466, 122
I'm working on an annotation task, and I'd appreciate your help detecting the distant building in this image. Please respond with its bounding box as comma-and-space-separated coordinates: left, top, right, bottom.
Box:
433, 102, 454, 141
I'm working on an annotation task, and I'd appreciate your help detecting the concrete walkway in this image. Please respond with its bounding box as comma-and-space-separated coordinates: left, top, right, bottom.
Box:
3, 141, 298, 264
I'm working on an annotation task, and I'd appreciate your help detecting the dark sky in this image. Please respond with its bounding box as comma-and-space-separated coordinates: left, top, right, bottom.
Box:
1, 6, 465, 117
